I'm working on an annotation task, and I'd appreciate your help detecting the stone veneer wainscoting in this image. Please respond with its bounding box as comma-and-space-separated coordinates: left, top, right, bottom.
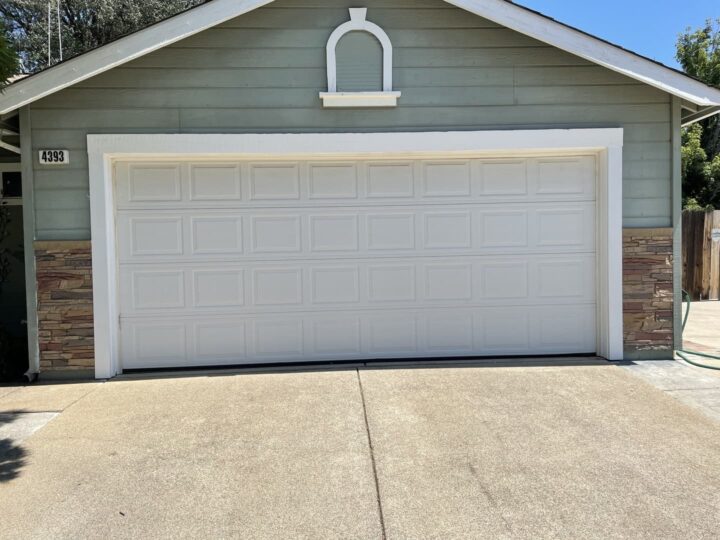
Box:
623, 228, 674, 359
35, 241, 94, 376
32, 230, 676, 377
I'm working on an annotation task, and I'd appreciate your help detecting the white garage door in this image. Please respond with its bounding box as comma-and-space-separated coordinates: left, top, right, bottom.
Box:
115, 154, 597, 369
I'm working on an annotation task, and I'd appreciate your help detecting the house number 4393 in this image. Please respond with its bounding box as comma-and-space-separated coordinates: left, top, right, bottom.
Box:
39, 149, 70, 165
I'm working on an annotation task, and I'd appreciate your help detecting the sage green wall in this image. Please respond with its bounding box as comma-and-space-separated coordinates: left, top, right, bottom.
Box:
29, 0, 673, 240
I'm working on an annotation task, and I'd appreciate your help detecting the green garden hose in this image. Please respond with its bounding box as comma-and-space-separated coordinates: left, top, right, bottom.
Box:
676, 290, 720, 370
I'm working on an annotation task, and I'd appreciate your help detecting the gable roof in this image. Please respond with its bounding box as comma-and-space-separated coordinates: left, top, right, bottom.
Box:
2, 0, 720, 116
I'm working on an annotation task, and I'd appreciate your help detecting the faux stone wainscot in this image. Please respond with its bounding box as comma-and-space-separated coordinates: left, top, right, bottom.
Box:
35, 241, 94, 374
623, 228, 674, 359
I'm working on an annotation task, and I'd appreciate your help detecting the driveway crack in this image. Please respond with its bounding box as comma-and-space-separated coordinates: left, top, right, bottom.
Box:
356, 370, 387, 540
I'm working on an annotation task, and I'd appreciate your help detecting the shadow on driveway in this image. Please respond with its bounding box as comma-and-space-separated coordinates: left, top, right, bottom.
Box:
0, 411, 28, 483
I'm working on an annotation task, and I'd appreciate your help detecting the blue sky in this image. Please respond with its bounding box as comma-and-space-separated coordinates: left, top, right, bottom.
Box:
515, 0, 719, 68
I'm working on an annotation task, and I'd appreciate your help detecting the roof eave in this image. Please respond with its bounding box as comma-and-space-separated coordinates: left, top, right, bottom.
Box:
1, 0, 720, 115
0, 0, 273, 115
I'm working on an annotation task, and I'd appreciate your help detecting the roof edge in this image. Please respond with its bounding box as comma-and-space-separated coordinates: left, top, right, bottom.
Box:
1, 0, 720, 115
0, 0, 273, 115
453, 0, 720, 107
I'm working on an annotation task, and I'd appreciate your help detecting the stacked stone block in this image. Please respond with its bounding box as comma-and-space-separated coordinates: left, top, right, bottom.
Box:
623, 228, 674, 358
35, 241, 94, 372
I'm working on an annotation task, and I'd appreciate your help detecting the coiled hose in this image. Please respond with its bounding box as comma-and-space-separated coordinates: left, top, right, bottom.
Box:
676, 290, 720, 370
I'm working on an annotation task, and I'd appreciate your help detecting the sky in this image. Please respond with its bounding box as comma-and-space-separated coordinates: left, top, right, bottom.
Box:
515, 0, 719, 68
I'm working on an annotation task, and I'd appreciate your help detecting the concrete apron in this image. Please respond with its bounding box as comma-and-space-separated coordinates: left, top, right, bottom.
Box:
0, 364, 719, 539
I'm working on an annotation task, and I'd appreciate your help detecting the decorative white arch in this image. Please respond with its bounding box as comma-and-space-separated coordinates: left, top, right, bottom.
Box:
320, 8, 401, 108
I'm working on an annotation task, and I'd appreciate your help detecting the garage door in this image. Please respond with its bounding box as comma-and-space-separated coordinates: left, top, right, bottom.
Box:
115, 154, 597, 369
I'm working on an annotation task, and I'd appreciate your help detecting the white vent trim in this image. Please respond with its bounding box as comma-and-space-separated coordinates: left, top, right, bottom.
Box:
321, 8, 400, 108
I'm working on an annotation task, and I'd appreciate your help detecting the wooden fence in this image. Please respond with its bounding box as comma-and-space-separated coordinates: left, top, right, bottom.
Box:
682, 210, 720, 300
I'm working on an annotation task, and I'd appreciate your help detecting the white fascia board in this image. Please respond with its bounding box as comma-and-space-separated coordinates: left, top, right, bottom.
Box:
0, 0, 274, 115
447, 0, 720, 107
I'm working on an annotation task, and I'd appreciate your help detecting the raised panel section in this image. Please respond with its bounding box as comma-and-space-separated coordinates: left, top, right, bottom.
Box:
195, 322, 246, 361
479, 160, 527, 195
252, 268, 302, 306
190, 164, 241, 201
129, 217, 183, 256
309, 163, 357, 199
251, 216, 302, 253
131, 324, 187, 365
367, 214, 415, 250
480, 211, 528, 248
482, 262, 528, 299
535, 157, 595, 197
310, 215, 358, 252
191, 217, 243, 254
249, 163, 300, 200
483, 311, 530, 351
253, 320, 304, 356
424, 212, 471, 249
368, 265, 416, 302
368, 317, 417, 354
367, 163, 414, 198
193, 270, 244, 307
537, 260, 592, 299
425, 313, 474, 352
422, 161, 471, 197
128, 164, 182, 202
424, 264, 472, 300
130, 271, 185, 310
311, 267, 360, 304
311, 318, 361, 354
538, 307, 595, 351
536, 209, 588, 247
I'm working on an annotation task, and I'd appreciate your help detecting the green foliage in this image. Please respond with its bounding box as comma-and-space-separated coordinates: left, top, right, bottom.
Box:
677, 19, 720, 209
1, 0, 207, 73
0, 21, 19, 88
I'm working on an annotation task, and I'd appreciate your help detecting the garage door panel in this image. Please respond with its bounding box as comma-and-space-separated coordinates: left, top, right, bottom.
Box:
194, 321, 247, 362
249, 163, 301, 200
189, 163, 242, 201
119, 303, 596, 369
115, 156, 596, 211
534, 156, 595, 197
116, 154, 598, 369
118, 254, 594, 316
308, 163, 358, 199
116, 204, 594, 264
193, 269, 245, 308
190, 216, 243, 254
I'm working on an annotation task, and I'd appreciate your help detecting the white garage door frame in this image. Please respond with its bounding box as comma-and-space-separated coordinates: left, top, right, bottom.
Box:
88, 129, 623, 379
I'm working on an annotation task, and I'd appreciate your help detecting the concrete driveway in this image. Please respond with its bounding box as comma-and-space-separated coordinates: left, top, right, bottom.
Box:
1, 363, 720, 539
683, 300, 720, 354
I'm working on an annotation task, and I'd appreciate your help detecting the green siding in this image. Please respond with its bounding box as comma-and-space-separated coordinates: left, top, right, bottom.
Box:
336, 32, 383, 92
29, 0, 673, 240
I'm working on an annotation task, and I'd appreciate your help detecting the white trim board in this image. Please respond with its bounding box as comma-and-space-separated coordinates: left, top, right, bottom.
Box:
87, 128, 624, 379
1, 0, 720, 114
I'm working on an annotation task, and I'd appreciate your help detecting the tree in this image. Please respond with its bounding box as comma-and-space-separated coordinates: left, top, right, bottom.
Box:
1, 0, 206, 74
0, 22, 18, 88
677, 19, 720, 209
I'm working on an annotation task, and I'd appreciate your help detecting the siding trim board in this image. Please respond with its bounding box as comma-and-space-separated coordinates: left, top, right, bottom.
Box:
87, 128, 624, 378
1, 0, 720, 114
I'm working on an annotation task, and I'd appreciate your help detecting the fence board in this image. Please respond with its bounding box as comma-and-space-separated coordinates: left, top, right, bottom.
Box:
683, 210, 720, 300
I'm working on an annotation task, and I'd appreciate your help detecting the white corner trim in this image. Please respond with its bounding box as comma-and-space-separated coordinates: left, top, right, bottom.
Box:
87, 128, 624, 378
325, 8, 394, 94
319, 91, 401, 108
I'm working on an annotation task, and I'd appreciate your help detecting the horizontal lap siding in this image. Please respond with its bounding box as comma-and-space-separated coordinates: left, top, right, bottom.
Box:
30, 0, 672, 239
